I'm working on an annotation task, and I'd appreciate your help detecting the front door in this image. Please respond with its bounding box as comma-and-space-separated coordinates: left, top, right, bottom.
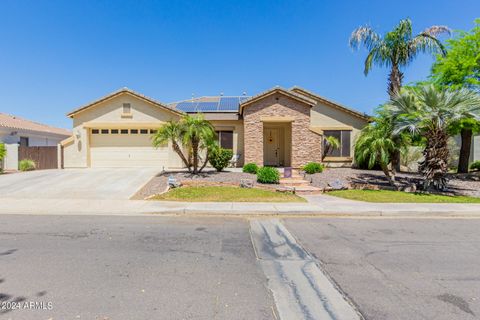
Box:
264, 128, 279, 166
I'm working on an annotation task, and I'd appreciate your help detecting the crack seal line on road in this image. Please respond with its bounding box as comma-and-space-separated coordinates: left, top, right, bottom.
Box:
249, 218, 364, 320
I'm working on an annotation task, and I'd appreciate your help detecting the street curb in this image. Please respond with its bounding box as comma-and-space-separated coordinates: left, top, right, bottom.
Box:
145, 208, 480, 218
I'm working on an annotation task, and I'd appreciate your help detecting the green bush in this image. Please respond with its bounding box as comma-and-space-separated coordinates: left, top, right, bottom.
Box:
208, 147, 233, 172
0, 143, 6, 161
302, 162, 324, 174
242, 163, 259, 174
0, 143, 5, 174
470, 161, 480, 171
19, 159, 36, 171
256, 167, 280, 184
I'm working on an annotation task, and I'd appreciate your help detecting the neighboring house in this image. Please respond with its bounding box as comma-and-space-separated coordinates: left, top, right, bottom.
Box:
62, 86, 370, 169
0, 113, 71, 170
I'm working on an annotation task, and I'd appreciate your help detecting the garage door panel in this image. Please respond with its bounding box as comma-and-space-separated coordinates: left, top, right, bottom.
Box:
90, 134, 169, 168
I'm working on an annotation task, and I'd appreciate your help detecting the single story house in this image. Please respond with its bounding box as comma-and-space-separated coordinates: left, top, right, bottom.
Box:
1, 113, 71, 170
62, 86, 371, 169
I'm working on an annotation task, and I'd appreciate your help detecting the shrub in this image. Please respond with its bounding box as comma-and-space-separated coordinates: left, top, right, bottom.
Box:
256, 166, 280, 184
208, 147, 233, 172
470, 161, 480, 171
19, 159, 36, 171
0, 143, 6, 161
302, 162, 324, 174
242, 163, 258, 174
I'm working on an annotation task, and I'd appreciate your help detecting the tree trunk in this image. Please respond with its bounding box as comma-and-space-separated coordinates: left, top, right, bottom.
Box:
458, 128, 472, 173
172, 141, 191, 173
390, 148, 401, 174
388, 64, 404, 99
419, 128, 449, 191
380, 163, 398, 189
199, 148, 210, 173
192, 139, 199, 174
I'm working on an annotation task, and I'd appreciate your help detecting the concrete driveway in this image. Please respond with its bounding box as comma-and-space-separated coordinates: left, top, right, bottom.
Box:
0, 168, 160, 200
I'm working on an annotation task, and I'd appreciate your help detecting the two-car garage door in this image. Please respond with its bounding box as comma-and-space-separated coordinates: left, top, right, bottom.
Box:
90, 129, 169, 168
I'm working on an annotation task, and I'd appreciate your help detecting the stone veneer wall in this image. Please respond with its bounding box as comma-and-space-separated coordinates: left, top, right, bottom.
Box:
243, 93, 322, 168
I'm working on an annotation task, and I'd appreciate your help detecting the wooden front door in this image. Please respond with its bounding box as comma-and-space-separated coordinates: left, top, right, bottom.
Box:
264, 128, 280, 166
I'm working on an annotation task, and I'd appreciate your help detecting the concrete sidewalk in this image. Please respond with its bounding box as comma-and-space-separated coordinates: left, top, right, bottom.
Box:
1, 194, 480, 217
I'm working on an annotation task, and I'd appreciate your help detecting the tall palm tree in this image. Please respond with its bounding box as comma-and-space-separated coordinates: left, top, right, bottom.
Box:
350, 19, 450, 98
388, 85, 480, 190
181, 114, 216, 174
350, 19, 450, 171
152, 120, 191, 172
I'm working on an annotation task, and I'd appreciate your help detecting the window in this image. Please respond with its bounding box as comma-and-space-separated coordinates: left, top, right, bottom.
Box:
140, 129, 148, 134
101, 129, 109, 134
130, 129, 138, 134
120, 129, 129, 134
111, 129, 119, 134
323, 130, 351, 157
150, 129, 157, 134
92, 129, 99, 134
123, 103, 131, 114
216, 131, 233, 149
19, 136, 29, 147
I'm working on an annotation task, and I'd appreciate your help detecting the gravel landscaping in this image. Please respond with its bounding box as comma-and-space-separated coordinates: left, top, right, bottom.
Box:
132, 170, 259, 199
306, 168, 480, 198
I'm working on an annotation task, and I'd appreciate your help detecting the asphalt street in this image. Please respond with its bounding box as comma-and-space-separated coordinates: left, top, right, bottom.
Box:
1, 215, 479, 320
0, 215, 274, 320
285, 218, 480, 320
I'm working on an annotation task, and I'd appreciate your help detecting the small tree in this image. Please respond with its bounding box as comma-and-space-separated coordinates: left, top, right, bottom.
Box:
322, 136, 340, 161
354, 117, 399, 187
388, 85, 480, 190
152, 121, 191, 172
181, 114, 215, 174
153, 114, 216, 174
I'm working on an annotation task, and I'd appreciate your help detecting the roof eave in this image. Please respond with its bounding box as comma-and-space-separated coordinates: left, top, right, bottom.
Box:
290, 86, 371, 121
239, 87, 316, 114
66, 88, 185, 118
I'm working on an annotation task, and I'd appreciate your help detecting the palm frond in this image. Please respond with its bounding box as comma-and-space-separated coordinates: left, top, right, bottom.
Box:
349, 25, 381, 50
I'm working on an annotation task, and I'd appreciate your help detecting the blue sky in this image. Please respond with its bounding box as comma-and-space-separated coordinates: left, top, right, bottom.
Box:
0, 0, 478, 129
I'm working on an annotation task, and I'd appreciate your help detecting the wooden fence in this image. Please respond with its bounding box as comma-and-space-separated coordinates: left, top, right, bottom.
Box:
18, 146, 58, 170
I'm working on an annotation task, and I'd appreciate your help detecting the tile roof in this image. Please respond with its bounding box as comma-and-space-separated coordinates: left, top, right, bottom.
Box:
0, 113, 71, 136
67, 87, 184, 117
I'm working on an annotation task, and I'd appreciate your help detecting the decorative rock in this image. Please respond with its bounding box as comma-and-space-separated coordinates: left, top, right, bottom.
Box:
402, 183, 417, 193
168, 175, 181, 188
328, 179, 347, 190
240, 179, 254, 188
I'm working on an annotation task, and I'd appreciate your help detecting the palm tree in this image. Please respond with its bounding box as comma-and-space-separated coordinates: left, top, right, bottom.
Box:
181, 114, 216, 174
152, 120, 191, 172
388, 85, 480, 190
354, 115, 400, 188
350, 19, 450, 98
321, 136, 340, 161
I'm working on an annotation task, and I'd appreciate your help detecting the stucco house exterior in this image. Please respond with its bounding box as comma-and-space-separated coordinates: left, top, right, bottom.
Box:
61, 86, 371, 169
1, 113, 70, 170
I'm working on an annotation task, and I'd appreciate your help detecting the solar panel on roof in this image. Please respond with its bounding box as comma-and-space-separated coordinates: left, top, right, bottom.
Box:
218, 97, 240, 111
196, 102, 219, 112
176, 102, 197, 112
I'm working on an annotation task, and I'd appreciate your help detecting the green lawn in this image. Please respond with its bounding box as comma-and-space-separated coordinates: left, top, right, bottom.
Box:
328, 190, 480, 203
151, 186, 306, 202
